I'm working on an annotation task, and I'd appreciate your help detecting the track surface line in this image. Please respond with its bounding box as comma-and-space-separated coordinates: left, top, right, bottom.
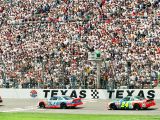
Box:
0, 99, 160, 115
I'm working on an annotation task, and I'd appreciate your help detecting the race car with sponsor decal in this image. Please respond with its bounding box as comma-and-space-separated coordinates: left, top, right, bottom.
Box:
108, 96, 156, 110
38, 96, 83, 109
0, 96, 2, 103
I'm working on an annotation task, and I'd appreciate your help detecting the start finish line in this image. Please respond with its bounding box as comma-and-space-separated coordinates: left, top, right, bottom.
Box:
0, 89, 160, 99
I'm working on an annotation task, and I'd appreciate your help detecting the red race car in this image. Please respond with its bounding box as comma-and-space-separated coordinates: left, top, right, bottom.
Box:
108, 96, 156, 110
38, 96, 83, 109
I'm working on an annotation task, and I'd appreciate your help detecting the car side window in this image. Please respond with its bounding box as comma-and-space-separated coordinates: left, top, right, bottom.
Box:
130, 97, 134, 101
50, 96, 58, 100
58, 97, 63, 100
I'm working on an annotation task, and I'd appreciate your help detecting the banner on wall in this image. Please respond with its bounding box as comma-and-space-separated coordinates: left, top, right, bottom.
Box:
0, 89, 160, 99
41, 89, 156, 99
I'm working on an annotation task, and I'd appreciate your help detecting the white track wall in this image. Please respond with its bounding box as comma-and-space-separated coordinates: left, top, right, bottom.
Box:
0, 89, 160, 99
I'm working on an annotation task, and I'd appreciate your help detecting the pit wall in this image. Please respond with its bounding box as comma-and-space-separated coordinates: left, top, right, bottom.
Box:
0, 89, 159, 99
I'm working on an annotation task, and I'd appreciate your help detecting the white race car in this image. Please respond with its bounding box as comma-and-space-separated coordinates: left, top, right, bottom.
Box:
38, 96, 83, 109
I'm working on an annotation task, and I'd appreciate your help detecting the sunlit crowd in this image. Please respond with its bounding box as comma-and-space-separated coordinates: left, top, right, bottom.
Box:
0, 0, 159, 89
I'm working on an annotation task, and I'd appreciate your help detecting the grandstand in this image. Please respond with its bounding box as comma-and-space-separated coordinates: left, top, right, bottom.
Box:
0, 0, 159, 89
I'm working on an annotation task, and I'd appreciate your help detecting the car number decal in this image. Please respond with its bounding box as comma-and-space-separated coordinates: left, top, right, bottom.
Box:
121, 102, 129, 108
48, 101, 56, 106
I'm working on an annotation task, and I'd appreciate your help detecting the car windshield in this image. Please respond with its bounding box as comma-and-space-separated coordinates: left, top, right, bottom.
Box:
134, 96, 145, 100
63, 96, 73, 100
50, 96, 58, 100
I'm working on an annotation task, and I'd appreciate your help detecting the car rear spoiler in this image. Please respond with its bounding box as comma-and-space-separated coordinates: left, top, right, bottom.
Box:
146, 98, 154, 101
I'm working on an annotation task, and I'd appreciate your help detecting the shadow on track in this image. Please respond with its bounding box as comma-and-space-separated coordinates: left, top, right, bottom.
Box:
108, 108, 158, 111
38, 107, 85, 110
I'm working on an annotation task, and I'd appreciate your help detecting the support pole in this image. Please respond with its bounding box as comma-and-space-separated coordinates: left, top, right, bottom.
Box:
88, 51, 102, 89
149, 60, 152, 89
0, 61, 6, 87
96, 61, 101, 89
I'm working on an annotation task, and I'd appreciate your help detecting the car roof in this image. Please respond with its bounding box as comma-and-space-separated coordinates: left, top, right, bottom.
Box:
122, 96, 145, 100
133, 96, 145, 99
123, 96, 131, 98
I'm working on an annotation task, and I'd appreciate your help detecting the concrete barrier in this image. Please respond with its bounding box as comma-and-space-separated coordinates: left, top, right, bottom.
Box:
0, 89, 160, 99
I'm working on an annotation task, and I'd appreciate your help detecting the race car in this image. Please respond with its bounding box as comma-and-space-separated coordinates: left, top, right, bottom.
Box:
0, 96, 2, 103
108, 96, 156, 110
38, 96, 83, 109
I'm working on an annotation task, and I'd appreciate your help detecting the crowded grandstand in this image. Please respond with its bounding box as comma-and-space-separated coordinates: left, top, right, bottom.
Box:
0, 0, 159, 89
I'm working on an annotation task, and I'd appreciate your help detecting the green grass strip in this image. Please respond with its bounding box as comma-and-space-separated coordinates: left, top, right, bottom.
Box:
0, 112, 160, 120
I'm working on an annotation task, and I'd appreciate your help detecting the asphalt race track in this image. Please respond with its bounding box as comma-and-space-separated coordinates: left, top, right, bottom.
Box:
0, 99, 160, 115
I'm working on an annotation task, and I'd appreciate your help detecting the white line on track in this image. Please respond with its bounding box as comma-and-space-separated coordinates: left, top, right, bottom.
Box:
1, 106, 37, 112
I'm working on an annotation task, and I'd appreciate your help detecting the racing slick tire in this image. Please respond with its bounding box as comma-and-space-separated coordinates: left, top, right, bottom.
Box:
60, 103, 67, 109
133, 104, 141, 110
109, 103, 117, 110
39, 102, 45, 108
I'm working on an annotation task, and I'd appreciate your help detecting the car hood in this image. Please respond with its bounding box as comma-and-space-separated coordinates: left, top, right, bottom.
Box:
108, 99, 120, 104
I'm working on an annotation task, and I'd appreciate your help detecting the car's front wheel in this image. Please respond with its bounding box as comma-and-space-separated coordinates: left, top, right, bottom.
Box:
109, 104, 117, 110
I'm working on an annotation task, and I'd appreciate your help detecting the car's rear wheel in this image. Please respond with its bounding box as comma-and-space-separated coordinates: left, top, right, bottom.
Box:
133, 104, 140, 110
39, 102, 45, 108
60, 103, 67, 109
109, 104, 117, 110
